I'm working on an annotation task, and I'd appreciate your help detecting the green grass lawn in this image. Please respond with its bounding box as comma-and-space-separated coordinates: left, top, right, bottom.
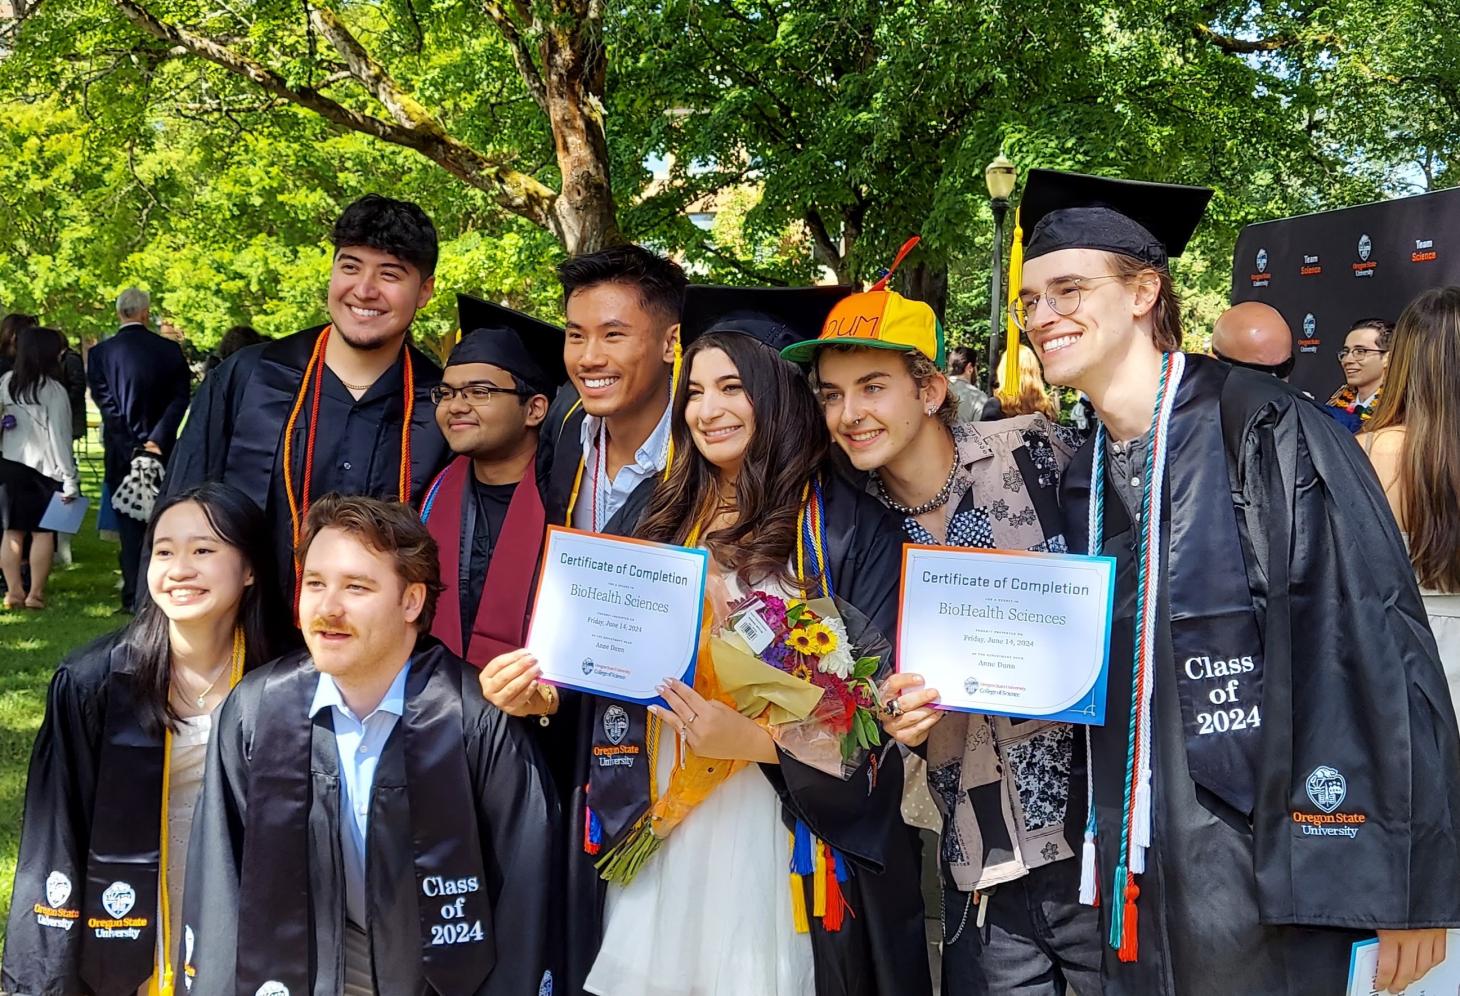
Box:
0, 437, 122, 945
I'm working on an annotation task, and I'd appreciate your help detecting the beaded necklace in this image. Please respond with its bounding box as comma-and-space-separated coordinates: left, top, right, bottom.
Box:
1078, 349, 1184, 962
281, 326, 416, 603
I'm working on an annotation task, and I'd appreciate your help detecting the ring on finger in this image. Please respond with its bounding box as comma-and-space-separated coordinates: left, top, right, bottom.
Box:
884, 697, 903, 719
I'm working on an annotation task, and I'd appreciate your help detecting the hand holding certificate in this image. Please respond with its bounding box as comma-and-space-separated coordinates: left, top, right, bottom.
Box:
1348, 931, 1460, 995
525, 527, 709, 705
896, 545, 1115, 725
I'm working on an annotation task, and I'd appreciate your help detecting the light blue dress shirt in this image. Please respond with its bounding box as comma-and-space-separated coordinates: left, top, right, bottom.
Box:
572, 401, 672, 532
308, 661, 411, 929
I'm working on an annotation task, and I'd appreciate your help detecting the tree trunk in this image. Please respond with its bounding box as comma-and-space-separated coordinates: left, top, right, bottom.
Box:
900, 259, 948, 320
542, 5, 621, 254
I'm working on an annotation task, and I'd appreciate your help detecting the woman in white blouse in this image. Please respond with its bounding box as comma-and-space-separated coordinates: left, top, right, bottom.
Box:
0, 325, 79, 609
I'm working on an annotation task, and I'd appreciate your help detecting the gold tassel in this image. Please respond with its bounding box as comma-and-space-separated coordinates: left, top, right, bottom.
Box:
997, 207, 1024, 405
813, 836, 828, 917
790, 873, 810, 933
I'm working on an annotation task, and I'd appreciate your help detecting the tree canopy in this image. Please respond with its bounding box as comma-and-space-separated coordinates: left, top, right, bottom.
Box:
0, 0, 1451, 354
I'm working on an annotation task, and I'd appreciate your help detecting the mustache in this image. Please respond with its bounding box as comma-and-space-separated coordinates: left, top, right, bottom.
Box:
307, 619, 357, 638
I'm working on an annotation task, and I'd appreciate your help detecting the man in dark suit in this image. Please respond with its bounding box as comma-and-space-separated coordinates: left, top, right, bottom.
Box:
86, 287, 192, 611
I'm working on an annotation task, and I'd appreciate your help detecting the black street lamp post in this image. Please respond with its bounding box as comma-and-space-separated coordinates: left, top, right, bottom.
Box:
984, 155, 1017, 394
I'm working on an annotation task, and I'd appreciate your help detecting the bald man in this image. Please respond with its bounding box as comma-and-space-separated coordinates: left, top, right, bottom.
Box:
1212, 301, 1295, 379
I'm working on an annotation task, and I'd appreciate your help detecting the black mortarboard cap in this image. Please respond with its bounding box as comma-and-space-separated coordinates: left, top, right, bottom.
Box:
679, 285, 855, 354
1020, 169, 1214, 268
450, 294, 567, 396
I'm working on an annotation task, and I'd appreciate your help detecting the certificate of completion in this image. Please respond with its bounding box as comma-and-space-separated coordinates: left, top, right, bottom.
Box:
897, 545, 1115, 725
526, 527, 710, 704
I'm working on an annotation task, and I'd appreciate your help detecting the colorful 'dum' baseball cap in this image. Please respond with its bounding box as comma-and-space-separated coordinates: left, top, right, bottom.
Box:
780, 236, 945, 367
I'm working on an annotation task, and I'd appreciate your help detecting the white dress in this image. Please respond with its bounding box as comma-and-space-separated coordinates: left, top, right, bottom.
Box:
583, 574, 815, 996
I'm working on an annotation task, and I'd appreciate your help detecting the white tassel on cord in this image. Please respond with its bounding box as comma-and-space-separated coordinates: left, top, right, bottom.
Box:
1079, 729, 1099, 905
1079, 829, 1099, 904
1079, 457, 1105, 909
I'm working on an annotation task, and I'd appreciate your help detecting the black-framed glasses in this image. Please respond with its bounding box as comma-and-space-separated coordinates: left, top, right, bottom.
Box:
429, 382, 531, 406
1009, 274, 1127, 331
1336, 346, 1387, 361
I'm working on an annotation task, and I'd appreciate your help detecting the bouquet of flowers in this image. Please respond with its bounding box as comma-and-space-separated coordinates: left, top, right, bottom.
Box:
595, 586, 891, 886
713, 590, 889, 778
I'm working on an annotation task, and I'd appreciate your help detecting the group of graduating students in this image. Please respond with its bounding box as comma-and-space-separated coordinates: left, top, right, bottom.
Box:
5, 170, 1460, 996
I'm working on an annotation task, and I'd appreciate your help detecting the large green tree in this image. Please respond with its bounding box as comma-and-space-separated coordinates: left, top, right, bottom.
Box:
0, 0, 1453, 350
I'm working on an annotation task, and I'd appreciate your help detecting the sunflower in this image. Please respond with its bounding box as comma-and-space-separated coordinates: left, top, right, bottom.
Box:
803, 622, 838, 655
791, 662, 814, 683
785, 627, 817, 654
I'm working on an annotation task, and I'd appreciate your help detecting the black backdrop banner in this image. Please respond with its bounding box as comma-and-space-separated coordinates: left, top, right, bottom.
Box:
1230, 186, 1460, 399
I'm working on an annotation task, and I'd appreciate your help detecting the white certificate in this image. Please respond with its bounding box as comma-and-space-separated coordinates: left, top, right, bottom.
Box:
525, 527, 709, 705
896, 545, 1115, 725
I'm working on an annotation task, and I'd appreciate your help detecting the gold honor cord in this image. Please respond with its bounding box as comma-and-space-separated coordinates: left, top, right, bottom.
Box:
148, 627, 246, 996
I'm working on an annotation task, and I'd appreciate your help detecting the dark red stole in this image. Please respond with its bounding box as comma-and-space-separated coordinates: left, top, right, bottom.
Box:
423, 456, 546, 666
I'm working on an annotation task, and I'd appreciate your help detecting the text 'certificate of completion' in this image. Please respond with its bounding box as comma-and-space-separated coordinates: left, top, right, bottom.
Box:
897, 545, 1115, 725
526, 526, 709, 706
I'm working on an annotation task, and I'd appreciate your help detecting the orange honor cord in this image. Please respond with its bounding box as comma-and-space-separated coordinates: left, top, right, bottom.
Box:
282, 328, 416, 611
399, 357, 415, 504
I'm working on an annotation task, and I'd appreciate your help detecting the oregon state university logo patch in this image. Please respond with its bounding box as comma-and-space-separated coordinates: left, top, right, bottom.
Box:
91, 881, 147, 939
1306, 765, 1346, 812
1314, 765, 1343, 811
603, 704, 629, 745
46, 870, 71, 908
1292, 765, 1366, 839
34, 870, 79, 931
101, 881, 136, 919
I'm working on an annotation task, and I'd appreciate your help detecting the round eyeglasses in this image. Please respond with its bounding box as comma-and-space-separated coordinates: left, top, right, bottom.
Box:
1009, 274, 1127, 332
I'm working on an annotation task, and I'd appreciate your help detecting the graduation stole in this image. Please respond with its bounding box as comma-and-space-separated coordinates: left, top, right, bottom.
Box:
234, 649, 493, 996
1078, 354, 1266, 962
281, 326, 417, 607
79, 630, 245, 996
583, 478, 854, 931
420, 457, 546, 664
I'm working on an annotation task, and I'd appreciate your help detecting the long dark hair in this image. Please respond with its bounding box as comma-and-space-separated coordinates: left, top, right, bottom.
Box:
637, 331, 829, 589
8, 325, 63, 403
123, 482, 283, 735
0, 312, 36, 362
1366, 288, 1460, 592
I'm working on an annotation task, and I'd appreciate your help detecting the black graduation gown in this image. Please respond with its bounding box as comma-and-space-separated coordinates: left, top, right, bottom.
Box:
162, 327, 450, 598
759, 471, 931, 996
3, 634, 116, 996
1062, 355, 1460, 995
178, 642, 560, 996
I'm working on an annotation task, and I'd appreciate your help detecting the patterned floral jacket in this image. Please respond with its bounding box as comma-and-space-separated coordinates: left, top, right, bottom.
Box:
881, 415, 1080, 893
